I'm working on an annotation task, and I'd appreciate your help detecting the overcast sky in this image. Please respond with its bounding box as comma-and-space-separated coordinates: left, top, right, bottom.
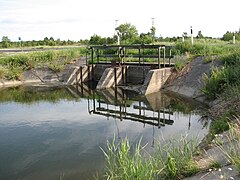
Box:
0, 0, 239, 41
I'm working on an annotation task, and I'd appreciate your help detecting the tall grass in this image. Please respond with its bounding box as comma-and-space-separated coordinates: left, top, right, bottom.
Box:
101, 137, 157, 180
101, 135, 199, 179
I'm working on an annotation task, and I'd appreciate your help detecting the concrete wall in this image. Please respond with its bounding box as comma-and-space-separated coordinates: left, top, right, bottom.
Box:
141, 68, 171, 95
126, 66, 151, 84
64, 64, 172, 96
65, 64, 152, 85
65, 65, 95, 85
94, 64, 151, 84
94, 64, 111, 81
96, 67, 124, 89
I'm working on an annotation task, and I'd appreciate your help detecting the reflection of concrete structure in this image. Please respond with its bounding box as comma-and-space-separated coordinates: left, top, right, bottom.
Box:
67, 85, 174, 128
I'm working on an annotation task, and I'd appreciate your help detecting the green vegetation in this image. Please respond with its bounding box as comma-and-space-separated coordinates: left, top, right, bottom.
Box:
222, 31, 240, 41
215, 117, 240, 172
209, 110, 236, 137
0, 47, 86, 80
174, 41, 240, 56
202, 51, 240, 99
101, 135, 199, 179
0, 36, 85, 48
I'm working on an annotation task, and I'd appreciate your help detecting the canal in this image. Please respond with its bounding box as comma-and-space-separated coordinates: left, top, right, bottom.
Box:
0, 83, 210, 179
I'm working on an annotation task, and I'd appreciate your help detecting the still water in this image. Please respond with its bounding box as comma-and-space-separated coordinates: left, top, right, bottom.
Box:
0, 84, 210, 180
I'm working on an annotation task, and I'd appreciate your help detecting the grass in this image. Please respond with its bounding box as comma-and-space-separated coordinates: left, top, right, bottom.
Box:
173, 55, 190, 71
215, 116, 240, 172
0, 47, 85, 80
100, 137, 157, 180
209, 110, 236, 142
101, 134, 200, 179
173, 40, 240, 56
202, 51, 240, 99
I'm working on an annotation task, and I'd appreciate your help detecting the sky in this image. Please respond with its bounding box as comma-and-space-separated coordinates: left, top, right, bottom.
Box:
0, 0, 239, 41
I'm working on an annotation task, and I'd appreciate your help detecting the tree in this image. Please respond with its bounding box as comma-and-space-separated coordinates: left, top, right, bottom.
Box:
89, 34, 106, 45
196, 31, 204, 38
115, 23, 138, 44
1, 36, 11, 48
150, 26, 156, 43
221, 31, 240, 41
139, 33, 152, 44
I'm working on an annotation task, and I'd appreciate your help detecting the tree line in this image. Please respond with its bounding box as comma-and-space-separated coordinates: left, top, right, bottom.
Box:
0, 23, 239, 48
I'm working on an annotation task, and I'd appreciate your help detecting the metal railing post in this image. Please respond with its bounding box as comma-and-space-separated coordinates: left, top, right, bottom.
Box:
158, 47, 161, 69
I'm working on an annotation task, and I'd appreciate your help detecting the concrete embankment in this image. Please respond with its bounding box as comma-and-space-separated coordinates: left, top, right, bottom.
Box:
141, 68, 171, 95
163, 56, 222, 104
0, 63, 76, 87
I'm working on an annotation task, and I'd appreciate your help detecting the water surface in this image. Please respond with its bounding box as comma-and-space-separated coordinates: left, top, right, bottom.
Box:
0, 84, 210, 179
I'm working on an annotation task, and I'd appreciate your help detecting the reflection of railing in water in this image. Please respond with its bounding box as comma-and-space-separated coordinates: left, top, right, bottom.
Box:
93, 107, 174, 128
72, 85, 175, 128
